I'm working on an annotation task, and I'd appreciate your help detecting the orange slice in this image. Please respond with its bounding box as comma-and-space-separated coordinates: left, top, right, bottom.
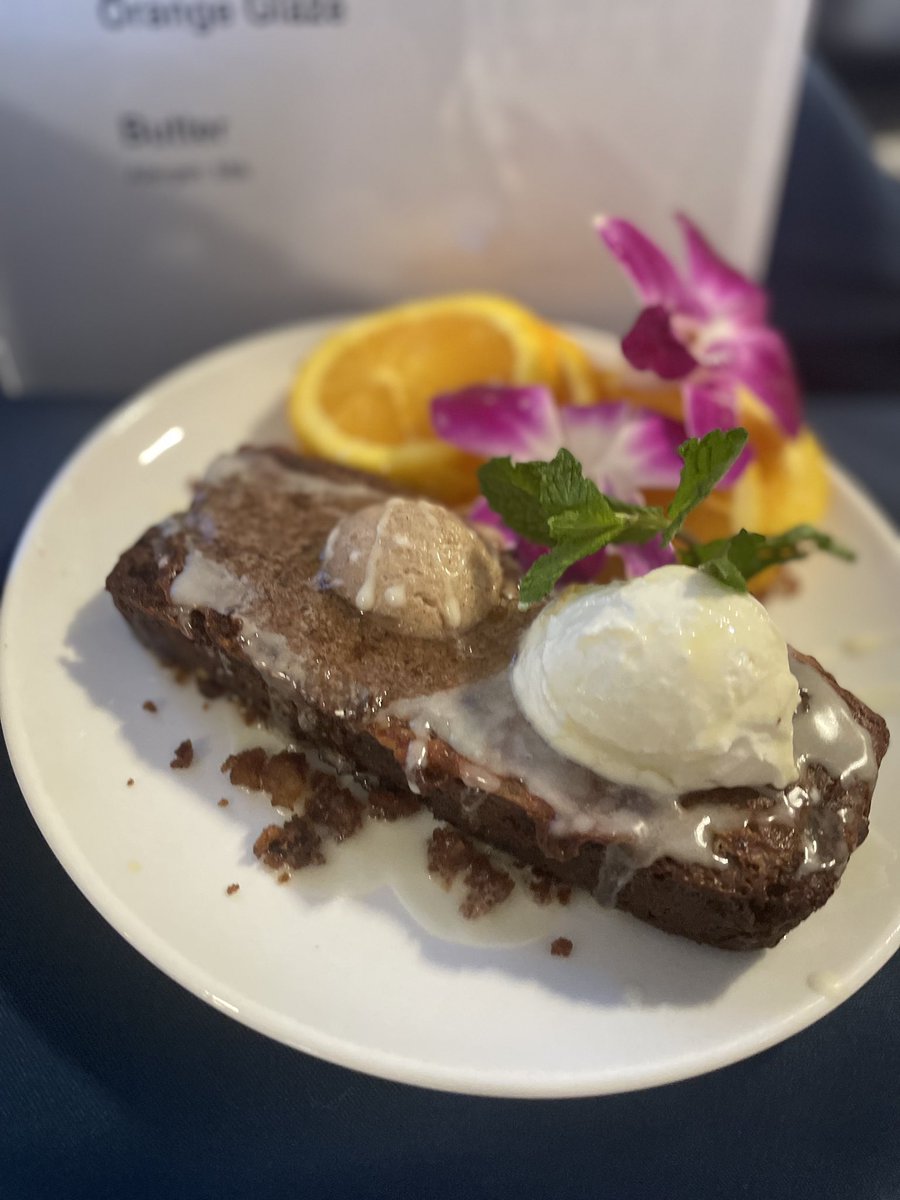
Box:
289, 294, 558, 502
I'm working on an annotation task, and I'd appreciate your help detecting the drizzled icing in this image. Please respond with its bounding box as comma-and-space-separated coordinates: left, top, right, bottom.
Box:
383, 654, 876, 891
792, 658, 876, 786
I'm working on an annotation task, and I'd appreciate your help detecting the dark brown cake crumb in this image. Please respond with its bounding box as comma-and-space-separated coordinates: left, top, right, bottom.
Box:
170, 739, 194, 769
226, 883, 240, 896
277, 871, 291, 885
528, 869, 555, 905
261, 750, 308, 809
427, 826, 514, 918
427, 826, 474, 888
460, 856, 514, 919
551, 937, 573, 958
126, 778, 134, 787
197, 675, 225, 699
368, 787, 423, 821
217, 797, 229, 808
306, 773, 365, 841
253, 816, 324, 870
142, 700, 157, 713
528, 869, 573, 907
221, 747, 268, 790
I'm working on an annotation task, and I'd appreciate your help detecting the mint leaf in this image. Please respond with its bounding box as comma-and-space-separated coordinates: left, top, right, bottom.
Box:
682, 525, 855, 591
680, 528, 763, 571
519, 534, 608, 604
477, 457, 550, 544
662, 428, 748, 543
758, 524, 855, 564
608, 507, 668, 544
537, 448, 603, 517
697, 556, 750, 591
548, 501, 625, 540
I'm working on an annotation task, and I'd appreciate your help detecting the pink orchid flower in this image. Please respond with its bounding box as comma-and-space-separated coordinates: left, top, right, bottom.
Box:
431, 384, 684, 579
596, 214, 802, 466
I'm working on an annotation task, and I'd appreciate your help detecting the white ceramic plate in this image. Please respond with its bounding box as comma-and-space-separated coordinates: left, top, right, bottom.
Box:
3, 322, 900, 1098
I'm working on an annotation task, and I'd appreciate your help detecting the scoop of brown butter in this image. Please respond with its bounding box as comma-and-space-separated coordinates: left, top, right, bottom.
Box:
319, 498, 503, 638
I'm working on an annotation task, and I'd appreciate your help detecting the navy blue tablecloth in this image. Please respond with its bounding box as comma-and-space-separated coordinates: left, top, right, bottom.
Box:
2, 395, 899, 1200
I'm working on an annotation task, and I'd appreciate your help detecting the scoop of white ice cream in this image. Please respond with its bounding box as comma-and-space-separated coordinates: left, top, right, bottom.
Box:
511, 565, 800, 795
320, 497, 503, 639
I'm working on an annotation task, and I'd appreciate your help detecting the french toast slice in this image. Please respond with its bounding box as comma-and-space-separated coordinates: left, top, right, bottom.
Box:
106, 447, 889, 949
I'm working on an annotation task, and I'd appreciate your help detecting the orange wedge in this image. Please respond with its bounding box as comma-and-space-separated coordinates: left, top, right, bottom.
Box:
289, 294, 558, 502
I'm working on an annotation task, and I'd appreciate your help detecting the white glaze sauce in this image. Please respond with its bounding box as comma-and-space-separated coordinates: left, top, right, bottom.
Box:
384, 656, 876, 886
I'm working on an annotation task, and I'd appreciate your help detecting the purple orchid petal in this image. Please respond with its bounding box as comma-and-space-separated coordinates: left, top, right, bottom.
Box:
468, 496, 517, 548
621, 305, 697, 380
709, 326, 803, 437
675, 213, 768, 324
514, 541, 609, 583
683, 373, 735, 436
561, 549, 610, 583
595, 217, 703, 315
683, 376, 751, 484
609, 536, 676, 578
560, 403, 684, 498
430, 385, 563, 462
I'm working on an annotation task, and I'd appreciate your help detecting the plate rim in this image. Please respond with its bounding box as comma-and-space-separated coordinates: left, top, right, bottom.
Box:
2, 319, 899, 1098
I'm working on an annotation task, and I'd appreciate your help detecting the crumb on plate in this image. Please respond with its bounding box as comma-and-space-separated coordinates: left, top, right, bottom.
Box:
306, 772, 365, 841
221, 747, 267, 790
170, 739, 194, 769
427, 826, 514, 918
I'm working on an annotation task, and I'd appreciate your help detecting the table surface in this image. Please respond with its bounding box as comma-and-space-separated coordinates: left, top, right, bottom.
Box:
2, 394, 899, 1200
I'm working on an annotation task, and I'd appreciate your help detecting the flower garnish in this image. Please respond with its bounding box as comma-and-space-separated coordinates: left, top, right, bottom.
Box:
596, 214, 802, 468
478, 429, 852, 604
431, 384, 684, 578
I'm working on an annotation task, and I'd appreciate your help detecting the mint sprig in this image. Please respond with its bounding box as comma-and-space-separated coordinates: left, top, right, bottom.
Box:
662, 428, 748, 542
477, 429, 853, 603
681, 525, 855, 587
